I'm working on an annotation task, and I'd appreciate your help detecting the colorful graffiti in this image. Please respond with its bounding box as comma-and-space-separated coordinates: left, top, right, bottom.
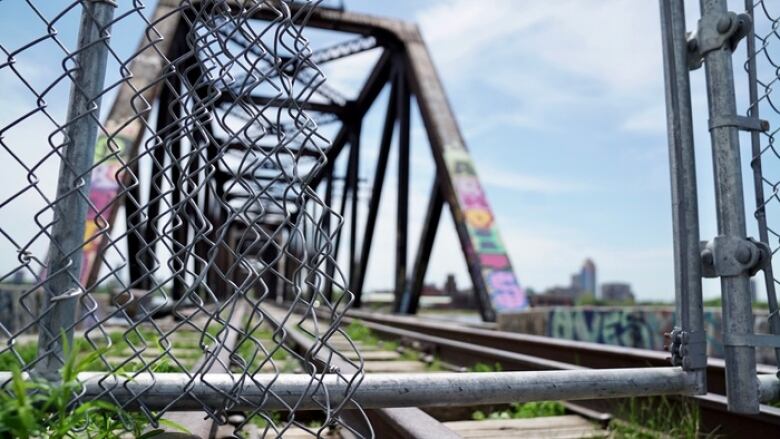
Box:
498, 307, 776, 364
548, 308, 672, 351
444, 148, 527, 311
79, 135, 130, 285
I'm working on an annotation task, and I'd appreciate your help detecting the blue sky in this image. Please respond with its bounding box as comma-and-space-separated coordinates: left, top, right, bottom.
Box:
333, 0, 685, 301
0, 1, 775, 303
320, 0, 776, 302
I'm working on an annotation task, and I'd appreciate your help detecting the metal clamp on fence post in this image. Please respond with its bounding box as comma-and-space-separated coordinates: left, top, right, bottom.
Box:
687, 10, 751, 70
33, 0, 116, 381
700, 236, 770, 278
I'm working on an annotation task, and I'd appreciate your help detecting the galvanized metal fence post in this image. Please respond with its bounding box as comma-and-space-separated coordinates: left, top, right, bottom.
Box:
698, 0, 759, 414
659, 0, 707, 394
34, 0, 116, 380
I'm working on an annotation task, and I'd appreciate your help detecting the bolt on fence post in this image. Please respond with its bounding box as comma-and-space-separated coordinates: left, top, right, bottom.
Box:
34, 0, 116, 380
659, 0, 707, 394
699, 0, 759, 414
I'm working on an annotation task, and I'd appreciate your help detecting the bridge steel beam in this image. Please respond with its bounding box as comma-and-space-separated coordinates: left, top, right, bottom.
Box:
393, 66, 411, 313
402, 178, 445, 315
352, 71, 399, 303
87, 2, 528, 321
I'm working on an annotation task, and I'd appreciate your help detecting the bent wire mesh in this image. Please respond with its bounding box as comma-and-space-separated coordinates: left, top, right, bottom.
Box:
0, 0, 367, 436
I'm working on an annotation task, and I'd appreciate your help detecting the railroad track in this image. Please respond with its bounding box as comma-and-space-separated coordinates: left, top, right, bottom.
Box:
260, 305, 611, 439
143, 304, 780, 437
329, 309, 780, 437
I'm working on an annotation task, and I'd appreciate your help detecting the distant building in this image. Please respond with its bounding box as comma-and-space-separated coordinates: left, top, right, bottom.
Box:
411, 274, 477, 309
535, 284, 580, 306
422, 283, 445, 296
567, 258, 597, 299
444, 274, 457, 296
529, 288, 575, 306
579, 259, 597, 297
11, 271, 25, 284
601, 282, 635, 303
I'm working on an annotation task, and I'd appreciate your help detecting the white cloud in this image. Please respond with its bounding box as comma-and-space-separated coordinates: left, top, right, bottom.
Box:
416, 0, 663, 94
478, 165, 587, 195
621, 104, 666, 134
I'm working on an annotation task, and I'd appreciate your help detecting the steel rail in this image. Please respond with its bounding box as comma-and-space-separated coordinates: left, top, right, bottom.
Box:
264, 305, 459, 439
164, 303, 248, 437
334, 310, 780, 435
344, 309, 778, 395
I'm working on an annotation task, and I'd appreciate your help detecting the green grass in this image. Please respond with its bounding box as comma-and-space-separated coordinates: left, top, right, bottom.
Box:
0, 330, 194, 374
0, 342, 37, 371
344, 320, 379, 346
426, 357, 445, 372
247, 411, 282, 430
470, 362, 503, 373
609, 396, 711, 438
472, 401, 566, 421
0, 334, 188, 438
378, 339, 398, 351
232, 326, 295, 374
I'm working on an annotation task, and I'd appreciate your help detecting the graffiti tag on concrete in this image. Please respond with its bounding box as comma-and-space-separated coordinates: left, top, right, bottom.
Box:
495, 307, 774, 364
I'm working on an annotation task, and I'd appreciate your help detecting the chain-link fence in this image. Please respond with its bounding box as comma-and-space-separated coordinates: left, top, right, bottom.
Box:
745, 0, 780, 366
6, 0, 780, 436
0, 0, 368, 436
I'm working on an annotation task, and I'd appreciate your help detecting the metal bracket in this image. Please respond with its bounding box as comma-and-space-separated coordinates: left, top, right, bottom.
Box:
724, 333, 780, 349
668, 328, 707, 370
709, 114, 769, 132
687, 11, 751, 70
700, 236, 770, 278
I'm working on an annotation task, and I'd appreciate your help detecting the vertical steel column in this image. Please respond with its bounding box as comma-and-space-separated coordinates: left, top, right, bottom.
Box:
167, 79, 186, 302
744, 0, 780, 367
141, 76, 178, 291
125, 160, 145, 288
35, 0, 116, 379
699, 0, 759, 413
353, 76, 398, 302
393, 71, 411, 312
348, 124, 361, 294
322, 170, 335, 302
326, 141, 355, 302
659, 0, 707, 394
402, 178, 445, 315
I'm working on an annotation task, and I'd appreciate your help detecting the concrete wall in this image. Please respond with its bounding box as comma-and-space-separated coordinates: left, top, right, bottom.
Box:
497, 306, 776, 365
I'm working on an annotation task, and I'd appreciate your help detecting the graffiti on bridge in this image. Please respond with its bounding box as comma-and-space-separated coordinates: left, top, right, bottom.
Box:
444, 148, 527, 311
